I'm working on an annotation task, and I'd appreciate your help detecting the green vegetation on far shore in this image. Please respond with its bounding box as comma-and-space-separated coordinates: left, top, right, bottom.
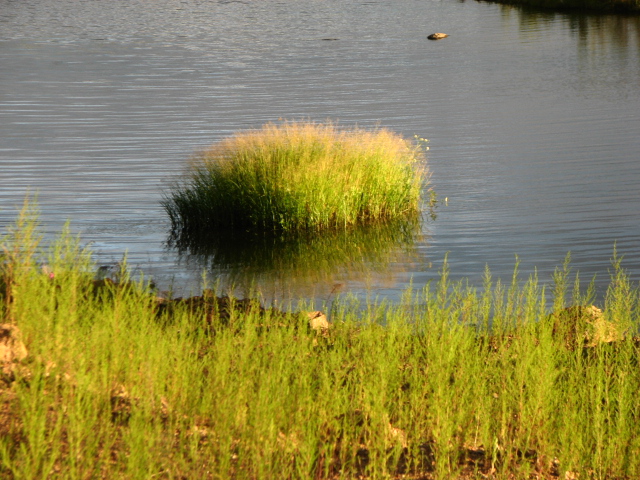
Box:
479, 0, 640, 13
163, 121, 427, 237
2, 205, 640, 479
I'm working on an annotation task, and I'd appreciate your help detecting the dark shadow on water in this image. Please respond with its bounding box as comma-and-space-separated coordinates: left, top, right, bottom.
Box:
166, 217, 428, 300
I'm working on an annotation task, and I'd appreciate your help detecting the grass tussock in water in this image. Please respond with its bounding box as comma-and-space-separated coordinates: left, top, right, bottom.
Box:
163, 121, 427, 236
3, 206, 640, 479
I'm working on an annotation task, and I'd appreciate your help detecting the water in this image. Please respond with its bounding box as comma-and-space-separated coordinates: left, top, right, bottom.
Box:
2, 0, 639, 300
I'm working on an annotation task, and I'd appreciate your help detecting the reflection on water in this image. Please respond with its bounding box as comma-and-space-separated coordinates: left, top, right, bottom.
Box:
504, 4, 640, 51
495, 4, 640, 98
168, 218, 426, 299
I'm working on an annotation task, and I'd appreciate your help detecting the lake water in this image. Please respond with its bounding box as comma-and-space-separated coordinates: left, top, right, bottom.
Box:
2, 0, 640, 302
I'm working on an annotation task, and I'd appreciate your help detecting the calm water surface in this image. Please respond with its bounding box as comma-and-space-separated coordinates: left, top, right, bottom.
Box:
2, 0, 640, 300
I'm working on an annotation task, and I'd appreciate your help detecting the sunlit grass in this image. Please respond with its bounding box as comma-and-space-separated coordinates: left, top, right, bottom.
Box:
163, 121, 428, 236
2, 204, 640, 479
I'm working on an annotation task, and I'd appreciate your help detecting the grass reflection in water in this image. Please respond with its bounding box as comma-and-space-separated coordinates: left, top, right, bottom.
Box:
168, 216, 427, 297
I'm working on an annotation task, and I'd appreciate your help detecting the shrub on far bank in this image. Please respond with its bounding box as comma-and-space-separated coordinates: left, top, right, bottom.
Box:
163, 121, 428, 236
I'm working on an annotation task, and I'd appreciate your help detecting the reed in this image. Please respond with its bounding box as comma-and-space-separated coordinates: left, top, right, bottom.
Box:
2, 206, 640, 479
163, 122, 427, 236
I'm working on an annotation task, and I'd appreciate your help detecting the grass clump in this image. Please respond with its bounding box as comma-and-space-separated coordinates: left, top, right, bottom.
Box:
163, 121, 427, 236
3, 206, 640, 479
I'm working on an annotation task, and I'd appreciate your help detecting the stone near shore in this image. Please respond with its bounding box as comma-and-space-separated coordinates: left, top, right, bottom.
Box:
307, 311, 330, 332
0, 324, 28, 382
552, 305, 624, 348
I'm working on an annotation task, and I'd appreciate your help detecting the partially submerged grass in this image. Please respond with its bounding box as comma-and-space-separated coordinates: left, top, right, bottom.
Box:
2, 205, 640, 479
163, 121, 427, 236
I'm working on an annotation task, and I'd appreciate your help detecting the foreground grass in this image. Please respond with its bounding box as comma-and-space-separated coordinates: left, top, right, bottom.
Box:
2, 210, 640, 479
163, 121, 427, 236
479, 0, 640, 13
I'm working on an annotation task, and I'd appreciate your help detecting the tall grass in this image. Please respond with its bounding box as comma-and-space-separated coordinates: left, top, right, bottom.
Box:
2, 205, 640, 479
163, 122, 427, 236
